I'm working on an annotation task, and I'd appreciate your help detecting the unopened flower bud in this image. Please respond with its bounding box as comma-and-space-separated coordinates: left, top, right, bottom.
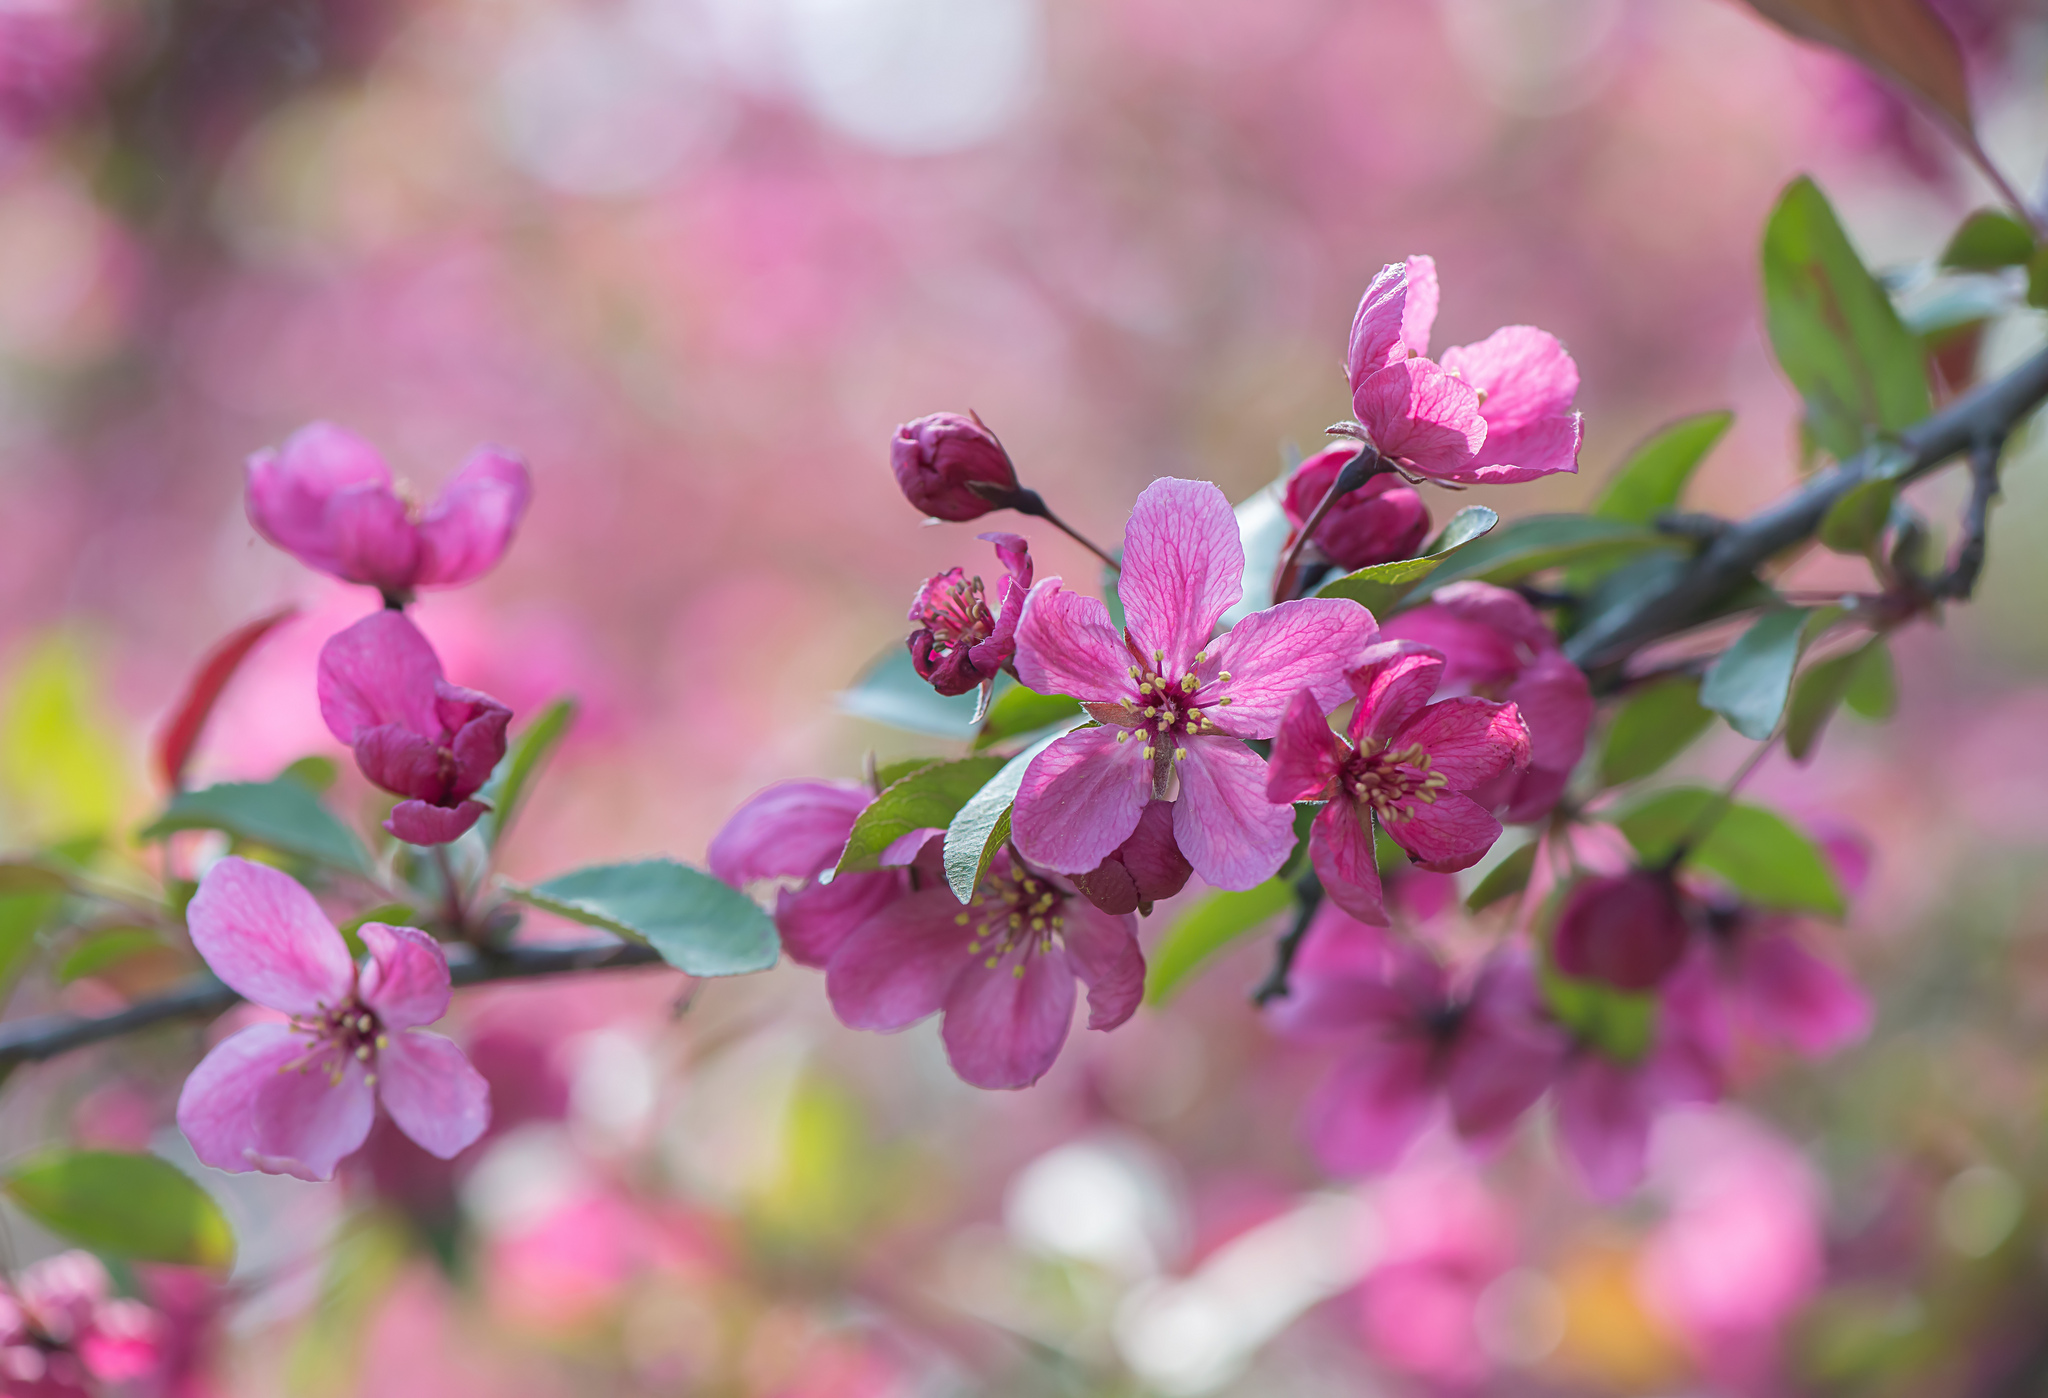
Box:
891, 412, 1021, 521
1282, 443, 1430, 572
1552, 871, 1690, 991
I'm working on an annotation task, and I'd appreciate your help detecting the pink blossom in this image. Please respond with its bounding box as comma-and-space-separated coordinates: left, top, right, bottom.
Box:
891, 411, 1020, 521
175, 857, 490, 1182
1266, 641, 1529, 925
825, 842, 1142, 1090
1381, 581, 1592, 821
907, 531, 1032, 698
246, 422, 531, 596
1554, 1011, 1721, 1201
0, 0, 104, 143
1010, 477, 1376, 890
1281, 442, 1430, 573
1666, 908, 1871, 1065
1551, 871, 1691, 991
317, 610, 512, 845
1356, 1166, 1517, 1385
708, 779, 906, 967
1069, 799, 1193, 915
1270, 905, 1563, 1172
1344, 256, 1583, 484
0, 1252, 164, 1398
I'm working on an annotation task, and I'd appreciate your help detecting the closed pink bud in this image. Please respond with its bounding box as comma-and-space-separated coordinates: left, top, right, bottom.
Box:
891, 412, 1020, 521
1553, 872, 1690, 991
1282, 443, 1431, 572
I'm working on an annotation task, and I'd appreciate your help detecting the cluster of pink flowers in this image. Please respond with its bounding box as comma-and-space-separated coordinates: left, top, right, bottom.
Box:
0, 1252, 163, 1397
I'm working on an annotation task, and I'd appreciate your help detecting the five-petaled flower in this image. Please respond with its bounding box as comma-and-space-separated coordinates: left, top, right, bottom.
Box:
246, 422, 531, 598
1267, 640, 1529, 926
317, 610, 512, 846
176, 857, 490, 1182
825, 841, 1142, 1089
907, 532, 1032, 700
1010, 476, 1376, 890
1345, 255, 1583, 484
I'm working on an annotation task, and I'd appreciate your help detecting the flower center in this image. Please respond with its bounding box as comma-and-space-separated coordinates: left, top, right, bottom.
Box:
954, 865, 1069, 978
285, 1000, 389, 1087
910, 569, 993, 662
1347, 741, 1448, 820
1112, 645, 1235, 762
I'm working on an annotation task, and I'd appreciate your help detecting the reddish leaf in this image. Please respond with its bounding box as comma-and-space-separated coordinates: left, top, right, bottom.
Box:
1738, 0, 1972, 136
154, 608, 297, 790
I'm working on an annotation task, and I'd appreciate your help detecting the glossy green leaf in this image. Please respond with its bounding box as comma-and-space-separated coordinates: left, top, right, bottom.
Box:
1539, 961, 1655, 1062
1614, 786, 1844, 915
1144, 880, 1295, 1005
973, 684, 1082, 751
836, 648, 984, 740
1316, 505, 1499, 615
1786, 642, 1872, 762
835, 756, 1008, 874
1410, 514, 1679, 600
1761, 176, 1931, 462
1843, 636, 1897, 718
1592, 411, 1733, 525
1600, 677, 1716, 786
140, 779, 374, 876
1941, 209, 2036, 270
1700, 608, 1811, 740
1819, 478, 1897, 555
511, 859, 779, 976
278, 755, 338, 792
55, 927, 165, 984
1467, 841, 1537, 913
3, 1150, 234, 1267
871, 757, 938, 790
944, 735, 1062, 903
482, 698, 577, 846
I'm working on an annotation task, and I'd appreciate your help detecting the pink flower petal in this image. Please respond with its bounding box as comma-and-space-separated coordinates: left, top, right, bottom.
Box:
825, 888, 975, 1031
1348, 641, 1445, 746
1312, 800, 1388, 925
413, 447, 532, 587
1352, 360, 1485, 478
709, 780, 873, 885
1119, 799, 1193, 903
1382, 791, 1500, 873
176, 1023, 375, 1181
1454, 412, 1583, 483
438, 682, 512, 797
186, 857, 353, 1016
1506, 647, 1593, 772
1012, 580, 1139, 702
317, 611, 444, 743
940, 948, 1077, 1090
1058, 905, 1144, 1031
357, 923, 453, 1030
1305, 1040, 1439, 1174
353, 725, 448, 801
1171, 736, 1299, 890
1201, 597, 1375, 737
244, 422, 392, 573
325, 485, 421, 591
1401, 255, 1439, 359
1118, 477, 1244, 674
1345, 257, 1436, 388
1444, 959, 1564, 1147
775, 870, 903, 968
1554, 1054, 1653, 1201
1265, 957, 1419, 1040
1396, 696, 1530, 789
384, 799, 486, 845
376, 1030, 491, 1159
1439, 325, 1578, 431
1267, 689, 1347, 803
1012, 725, 1152, 874
1736, 929, 1872, 1057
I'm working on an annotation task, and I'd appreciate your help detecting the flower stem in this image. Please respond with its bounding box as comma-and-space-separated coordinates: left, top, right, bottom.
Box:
1273, 444, 1391, 601
432, 845, 472, 944
1004, 488, 1121, 573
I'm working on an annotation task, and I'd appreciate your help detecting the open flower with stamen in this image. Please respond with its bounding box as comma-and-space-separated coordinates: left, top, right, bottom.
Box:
175, 857, 489, 1182
826, 842, 1142, 1089
1268, 641, 1529, 925
1010, 476, 1375, 890
907, 532, 1032, 702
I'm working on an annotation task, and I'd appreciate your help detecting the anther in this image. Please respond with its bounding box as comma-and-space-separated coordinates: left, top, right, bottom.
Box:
1116, 731, 1130, 743
355, 1046, 371, 1061
375, 1035, 389, 1049
1142, 746, 1155, 759
955, 912, 970, 925
1174, 748, 1188, 761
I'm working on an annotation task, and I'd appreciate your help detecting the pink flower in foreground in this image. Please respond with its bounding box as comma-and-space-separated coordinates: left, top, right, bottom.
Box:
907, 532, 1032, 698
1344, 255, 1582, 484
0, 1252, 164, 1398
826, 842, 1142, 1089
708, 779, 906, 967
1271, 906, 1563, 1172
1281, 443, 1431, 574
891, 411, 1021, 521
318, 611, 512, 845
1666, 908, 1871, 1066
1382, 581, 1592, 821
1267, 641, 1529, 926
246, 422, 531, 596
176, 857, 490, 1181
1011, 477, 1375, 890
1069, 799, 1193, 915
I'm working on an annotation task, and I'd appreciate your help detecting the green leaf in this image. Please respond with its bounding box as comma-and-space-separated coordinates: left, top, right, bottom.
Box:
511, 859, 779, 976
1467, 841, 1537, 913
871, 757, 938, 790
1592, 411, 1733, 525
1761, 176, 1932, 462
835, 756, 1008, 874
1316, 506, 1499, 615
1600, 678, 1716, 787
1410, 515, 1679, 600
1941, 210, 2036, 270
0, 890, 59, 997
1614, 786, 1844, 915
973, 684, 1082, 751
944, 736, 1061, 903
836, 648, 984, 740
1786, 644, 1866, 762
1540, 960, 1655, 1062
279, 755, 338, 793
1819, 478, 1897, 555
55, 927, 165, 984
1844, 636, 1897, 718
3, 1150, 234, 1267
2030, 246, 2048, 310
1144, 880, 1295, 1005
140, 779, 374, 876
1700, 608, 1811, 740
481, 698, 577, 846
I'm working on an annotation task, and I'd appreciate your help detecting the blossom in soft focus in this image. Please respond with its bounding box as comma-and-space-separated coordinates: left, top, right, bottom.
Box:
176, 857, 490, 1181
1552, 871, 1692, 991
907, 531, 1032, 697
1271, 905, 1563, 1171
890, 411, 1020, 521
825, 841, 1142, 1089
0, 0, 103, 145
245, 422, 531, 596
708, 779, 907, 967
1281, 442, 1431, 573
1346, 256, 1583, 484
1382, 581, 1593, 820
1069, 798, 1192, 915
1554, 1014, 1721, 1200
1011, 477, 1374, 889
1666, 907, 1871, 1066
1267, 641, 1528, 925
1356, 1166, 1517, 1385
0, 1252, 164, 1397
317, 610, 512, 845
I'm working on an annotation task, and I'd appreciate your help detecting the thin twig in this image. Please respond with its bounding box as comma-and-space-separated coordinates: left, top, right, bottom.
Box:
1004, 489, 1122, 573
1932, 433, 2006, 601
1252, 875, 1325, 1006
